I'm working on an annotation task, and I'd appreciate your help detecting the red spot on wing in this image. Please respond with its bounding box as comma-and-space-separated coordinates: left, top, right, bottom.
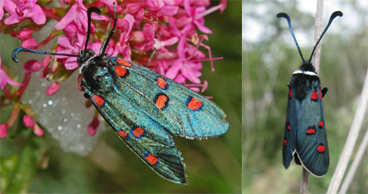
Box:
306, 127, 316, 135
132, 127, 145, 138
155, 93, 169, 110
311, 90, 318, 101
319, 88, 322, 99
318, 120, 324, 128
285, 117, 287, 122
157, 77, 168, 90
117, 58, 131, 66
117, 130, 128, 139
283, 138, 287, 146
93, 95, 105, 106
289, 88, 292, 99
145, 152, 158, 165
287, 124, 291, 131
114, 66, 127, 77
187, 97, 203, 111
317, 144, 326, 153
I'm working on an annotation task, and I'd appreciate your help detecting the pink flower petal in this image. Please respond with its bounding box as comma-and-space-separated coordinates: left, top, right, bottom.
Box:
64, 58, 79, 70
55, 4, 77, 30
42, 56, 52, 69
115, 18, 128, 30
145, 0, 160, 11
57, 37, 73, 49
158, 5, 178, 16
0, 124, 8, 138
45, 82, 60, 96
23, 115, 35, 128
182, 66, 201, 83
165, 60, 181, 79
194, 20, 212, 34
31, 4, 46, 25
134, 8, 145, 20
24, 60, 41, 73
219, 0, 227, 13
130, 31, 145, 43
174, 74, 186, 83
126, 3, 141, 14
190, 87, 199, 92
33, 124, 44, 137
17, 29, 33, 40
163, 0, 175, 5
21, 38, 38, 49
4, 12, 20, 24
64, 24, 78, 41
88, 116, 100, 136
201, 80, 208, 92
0, 70, 21, 89
3, 0, 16, 14
143, 24, 155, 39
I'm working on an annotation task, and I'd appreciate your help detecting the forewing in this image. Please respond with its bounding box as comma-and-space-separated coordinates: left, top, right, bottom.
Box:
295, 82, 329, 176
283, 85, 298, 169
87, 89, 187, 184
111, 58, 229, 139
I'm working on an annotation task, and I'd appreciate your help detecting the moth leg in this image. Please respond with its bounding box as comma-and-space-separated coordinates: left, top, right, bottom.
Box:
322, 87, 328, 98
84, 92, 91, 99
145, 48, 157, 67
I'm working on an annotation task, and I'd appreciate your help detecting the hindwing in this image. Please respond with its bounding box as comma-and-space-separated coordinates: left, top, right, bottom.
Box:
295, 81, 329, 176
283, 85, 298, 169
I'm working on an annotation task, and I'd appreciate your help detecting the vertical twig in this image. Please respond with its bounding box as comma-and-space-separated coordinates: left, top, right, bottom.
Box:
339, 127, 368, 193
300, 1, 324, 193
312, 0, 324, 73
327, 69, 368, 194
300, 168, 310, 194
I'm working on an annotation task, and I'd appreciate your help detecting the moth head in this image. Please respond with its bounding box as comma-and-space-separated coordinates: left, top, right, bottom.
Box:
300, 61, 316, 72
78, 49, 96, 66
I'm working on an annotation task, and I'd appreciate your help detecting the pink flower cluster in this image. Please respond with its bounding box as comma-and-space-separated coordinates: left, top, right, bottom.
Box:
0, 0, 226, 138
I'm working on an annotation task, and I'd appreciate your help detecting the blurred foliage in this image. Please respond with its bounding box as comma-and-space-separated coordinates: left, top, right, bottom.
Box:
243, 0, 367, 193
0, 1, 241, 193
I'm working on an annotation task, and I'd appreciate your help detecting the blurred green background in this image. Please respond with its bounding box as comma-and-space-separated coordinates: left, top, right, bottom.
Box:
243, 0, 367, 193
0, 1, 242, 193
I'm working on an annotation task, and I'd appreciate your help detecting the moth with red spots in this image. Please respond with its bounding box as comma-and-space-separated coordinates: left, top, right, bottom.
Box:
277, 11, 342, 176
11, 5, 229, 184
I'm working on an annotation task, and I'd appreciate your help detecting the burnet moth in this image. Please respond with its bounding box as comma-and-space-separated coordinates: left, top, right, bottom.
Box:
277, 11, 342, 176
11, 4, 229, 184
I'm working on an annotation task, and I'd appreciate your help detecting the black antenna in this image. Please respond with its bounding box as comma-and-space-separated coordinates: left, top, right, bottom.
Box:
277, 12, 305, 62
85, 7, 102, 52
12, 6, 103, 63
99, 2, 118, 55
277, 11, 343, 62
308, 11, 343, 61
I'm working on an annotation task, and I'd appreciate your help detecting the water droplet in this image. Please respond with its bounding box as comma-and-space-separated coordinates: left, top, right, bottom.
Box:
48, 100, 53, 105
43, 104, 47, 107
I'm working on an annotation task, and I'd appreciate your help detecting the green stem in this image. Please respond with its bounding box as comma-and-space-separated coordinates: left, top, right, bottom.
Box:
5, 132, 46, 193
